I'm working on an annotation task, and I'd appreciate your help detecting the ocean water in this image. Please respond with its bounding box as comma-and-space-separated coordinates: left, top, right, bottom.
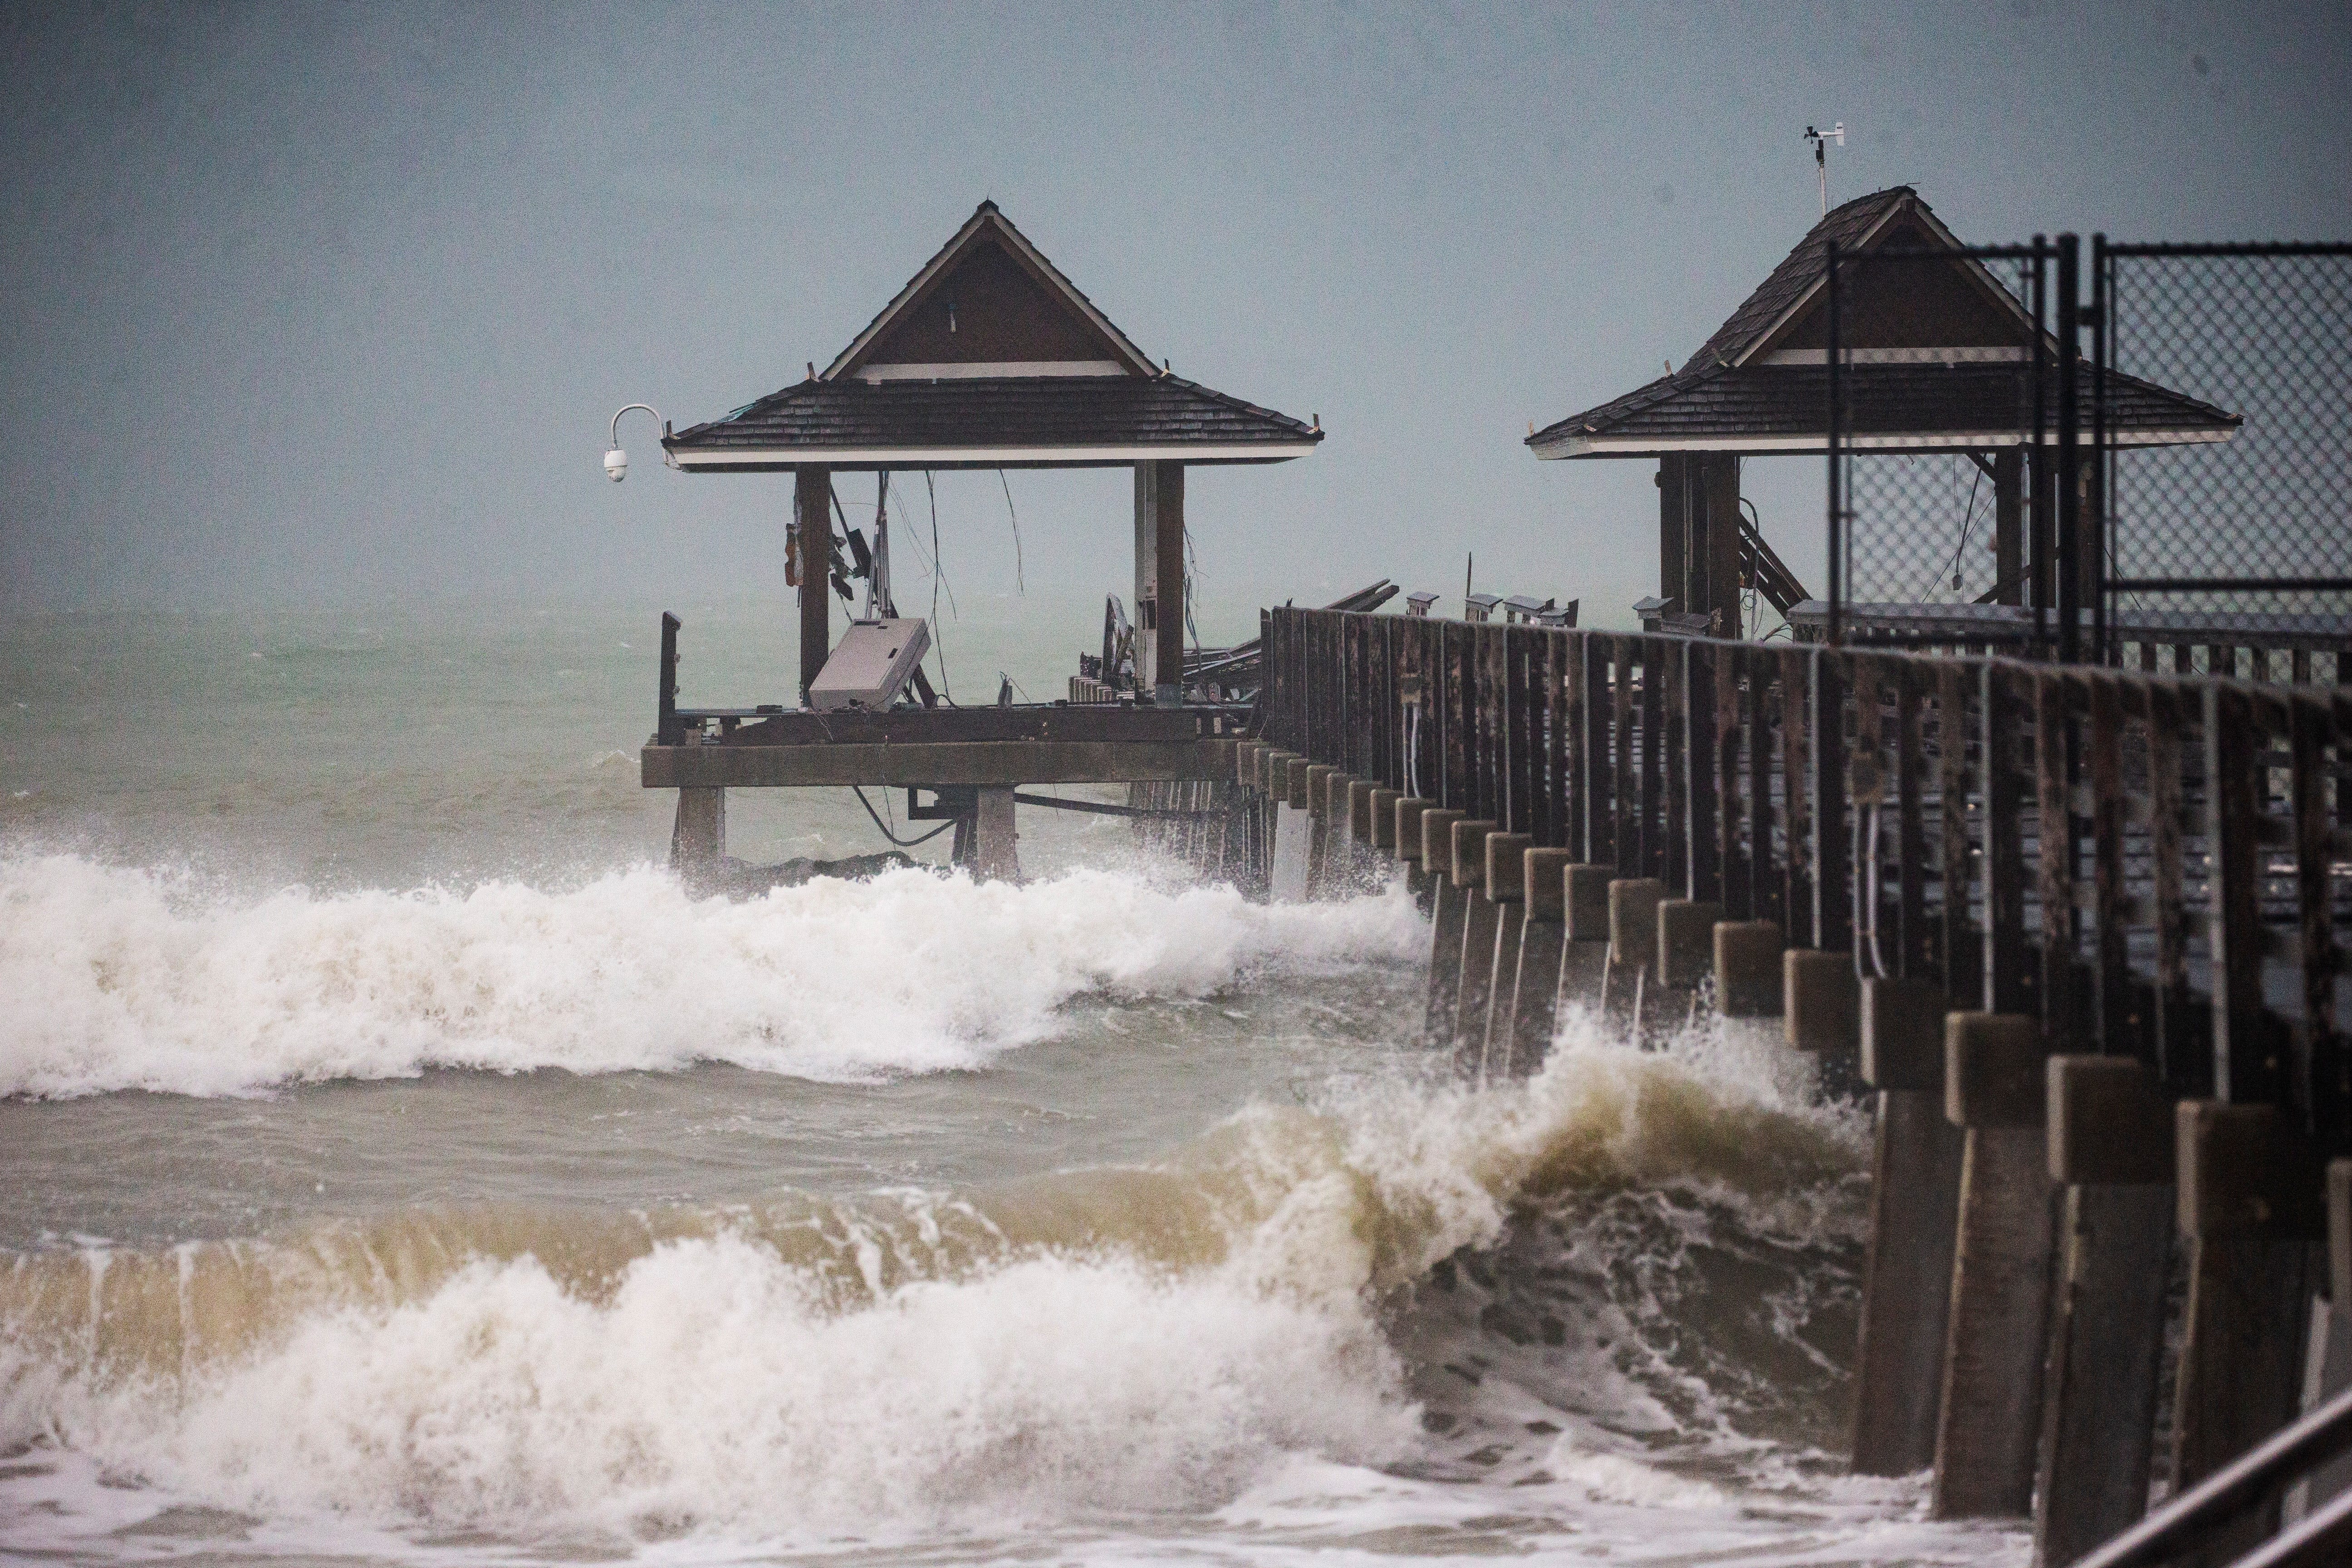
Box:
0, 603, 2028, 1565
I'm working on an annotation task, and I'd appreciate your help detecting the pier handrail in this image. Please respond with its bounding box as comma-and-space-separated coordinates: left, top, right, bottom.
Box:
2073, 1383, 2352, 1568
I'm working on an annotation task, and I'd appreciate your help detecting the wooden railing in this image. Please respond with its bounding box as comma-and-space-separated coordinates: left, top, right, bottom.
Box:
1251, 604, 2352, 1565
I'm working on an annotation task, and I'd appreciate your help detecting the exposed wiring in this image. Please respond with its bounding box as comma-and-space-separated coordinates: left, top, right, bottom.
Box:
923, 471, 958, 703
1920, 460, 1987, 603
851, 784, 957, 848
1862, 804, 1888, 980
997, 469, 1025, 594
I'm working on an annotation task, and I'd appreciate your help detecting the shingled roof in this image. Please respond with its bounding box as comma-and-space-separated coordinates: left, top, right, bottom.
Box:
666, 202, 1322, 470
1528, 187, 2238, 458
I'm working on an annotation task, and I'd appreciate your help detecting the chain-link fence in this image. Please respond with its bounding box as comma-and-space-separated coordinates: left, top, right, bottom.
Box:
2098, 244, 2352, 637
1825, 244, 2055, 651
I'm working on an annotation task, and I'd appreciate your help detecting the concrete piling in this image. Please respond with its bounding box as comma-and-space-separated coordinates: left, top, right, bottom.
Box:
1418, 809, 1467, 1040
1713, 921, 1785, 1018
1448, 818, 1501, 1059
1849, 975, 1964, 1479
2168, 1099, 2321, 1553
2033, 1055, 2177, 1568
1393, 797, 1435, 912
1558, 864, 1615, 1017
1475, 833, 1532, 1078
671, 787, 727, 873
1500, 847, 1578, 1077
1933, 1011, 2056, 1520
1605, 877, 1663, 1027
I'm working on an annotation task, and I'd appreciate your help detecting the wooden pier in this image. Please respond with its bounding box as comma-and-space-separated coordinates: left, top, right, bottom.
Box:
1221, 603, 2352, 1565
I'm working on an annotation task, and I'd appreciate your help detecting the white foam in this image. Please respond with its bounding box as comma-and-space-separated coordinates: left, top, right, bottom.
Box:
0, 854, 1426, 1098
14, 1235, 1414, 1543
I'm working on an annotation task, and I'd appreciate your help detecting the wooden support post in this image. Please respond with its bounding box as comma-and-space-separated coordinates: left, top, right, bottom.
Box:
795, 467, 833, 704
2170, 1099, 2321, 1542
1658, 455, 1689, 615
972, 787, 1019, 882
671, 788, 726, 875
1135, 461, 1186, 705
2034, 1056, 2176, 1568
1993, 449, 2024, 606
1851, 976, 1964, 1477
1450, 819, 1501, 1059
1479, 833, 1533, 1077
1934, 1010, 2056, 1520
1700, 452, 1743, 636
1420, 809, 1468, 1039
1504, 847, 1577, 1077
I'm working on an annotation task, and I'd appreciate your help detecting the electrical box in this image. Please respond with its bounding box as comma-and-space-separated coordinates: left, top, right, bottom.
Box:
808, 618, 931, 711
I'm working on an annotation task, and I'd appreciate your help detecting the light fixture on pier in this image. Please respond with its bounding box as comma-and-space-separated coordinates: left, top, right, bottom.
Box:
604, 404, 671, 483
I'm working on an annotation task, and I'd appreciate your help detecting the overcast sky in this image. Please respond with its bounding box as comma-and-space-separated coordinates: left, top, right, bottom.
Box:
2, 1, 2345, 635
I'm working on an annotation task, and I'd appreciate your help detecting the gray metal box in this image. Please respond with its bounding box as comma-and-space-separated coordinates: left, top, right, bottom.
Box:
808, 618, 931, 711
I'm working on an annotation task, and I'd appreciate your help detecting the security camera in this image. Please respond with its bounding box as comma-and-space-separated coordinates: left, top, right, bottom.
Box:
603, 403, 664, 484
604, 447, 628, 483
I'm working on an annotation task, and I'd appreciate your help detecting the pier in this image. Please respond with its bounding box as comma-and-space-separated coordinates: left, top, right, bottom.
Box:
1232, 603, 2352, 1563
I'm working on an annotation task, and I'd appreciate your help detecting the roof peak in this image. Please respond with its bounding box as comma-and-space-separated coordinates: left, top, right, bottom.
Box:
822, 203, 1157, 383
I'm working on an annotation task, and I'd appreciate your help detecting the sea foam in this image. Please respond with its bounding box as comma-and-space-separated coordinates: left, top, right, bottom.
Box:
0, 854, 1425, 1098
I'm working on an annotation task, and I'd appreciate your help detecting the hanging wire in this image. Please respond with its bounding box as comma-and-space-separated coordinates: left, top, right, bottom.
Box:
922, 471, 958, 703
851, 784, 957, 848
997, 469, 1025, 594
1919, 459, 1987, 603
1182, 525, 1204, 677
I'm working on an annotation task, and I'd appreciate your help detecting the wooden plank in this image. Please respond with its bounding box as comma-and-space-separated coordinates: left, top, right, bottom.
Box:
698, 704, 1249, 748
2036, 670, 2080, 1040
795, 467, 833, 704
646, 738, 1235, 789
1505, 625, 1535, 834
1564, 633, 1590, 862
1612, 638, 1637, 875
2086, 674, 2131, 1057
1715, 642, 1749, 921
2147, 680, 2202, 1096
1753, 654, 1783, 931
2292, 692, 2341, 1142
1540, 631, 1565, 847
2205, 682, 2272, 1105
1443, 622, 1470, 810
1686, 638, 1720, 902
1895, 660, 1930, 978
1662, 637, 1690, 894
1983, 664, 2031, 1017
1480, 626, 1506, 827
1813, 647, 1852, 954
1640, 637, 1666, 880
1939, 662, 1977, 1002
1782, 647, 1814, 947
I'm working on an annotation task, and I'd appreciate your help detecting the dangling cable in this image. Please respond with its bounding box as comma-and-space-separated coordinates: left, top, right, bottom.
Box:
997, 469, 1025, 595
851, 784, 957, 848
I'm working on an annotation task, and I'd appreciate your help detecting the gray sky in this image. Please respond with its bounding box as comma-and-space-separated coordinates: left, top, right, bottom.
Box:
2, 1, 2346, 636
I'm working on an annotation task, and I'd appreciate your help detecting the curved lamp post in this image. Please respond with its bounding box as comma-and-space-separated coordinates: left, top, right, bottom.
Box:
603, 404, 669, 482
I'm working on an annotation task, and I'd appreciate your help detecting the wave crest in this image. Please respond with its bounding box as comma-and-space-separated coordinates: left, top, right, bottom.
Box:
0, 855, 1426, 1098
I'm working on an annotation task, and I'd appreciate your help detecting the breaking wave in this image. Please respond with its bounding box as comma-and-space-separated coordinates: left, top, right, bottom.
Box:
0, 1026, 1872, 1544
0, 853, 1426, 1098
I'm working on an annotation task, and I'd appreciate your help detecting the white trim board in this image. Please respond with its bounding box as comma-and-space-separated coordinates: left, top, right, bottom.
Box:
1532, 427, 2235, 459
853, 360, 1129, 382
672, 441, 1319, 467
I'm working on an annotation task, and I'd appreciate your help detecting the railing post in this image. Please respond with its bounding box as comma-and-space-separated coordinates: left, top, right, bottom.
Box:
657, 611, 683, 747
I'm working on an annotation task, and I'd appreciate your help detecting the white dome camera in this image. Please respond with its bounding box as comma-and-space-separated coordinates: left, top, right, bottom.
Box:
604, 447, 628, 483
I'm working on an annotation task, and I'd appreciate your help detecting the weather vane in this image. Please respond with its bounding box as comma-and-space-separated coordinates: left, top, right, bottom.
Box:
1804, 122, 1845, 217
